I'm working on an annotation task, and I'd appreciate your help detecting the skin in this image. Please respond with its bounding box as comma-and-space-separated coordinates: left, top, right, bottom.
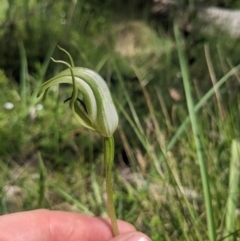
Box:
0, 209, 150, 241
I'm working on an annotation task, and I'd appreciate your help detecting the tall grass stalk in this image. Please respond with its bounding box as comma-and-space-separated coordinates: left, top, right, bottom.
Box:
174, 22, 216, 241
132, 66, 166, 151
90, 164, 104, 212
204, 44, 226, 119
113, 63, 145, 137
18, 41, 28, 109
38, 152, 47, 208
38, 43, 57, 82
224, 140, 240, 241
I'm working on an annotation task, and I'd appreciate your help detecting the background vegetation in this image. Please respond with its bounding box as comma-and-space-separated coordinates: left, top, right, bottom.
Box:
0, 0, 239, 240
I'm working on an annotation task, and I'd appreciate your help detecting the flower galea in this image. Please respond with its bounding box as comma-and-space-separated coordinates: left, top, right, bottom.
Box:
37, 48, 118, 137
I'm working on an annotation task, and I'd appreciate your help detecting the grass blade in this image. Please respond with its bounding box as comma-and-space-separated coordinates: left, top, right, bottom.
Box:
18, 41, 28, 109
174, 21, 216, 241
224, 140, 240, 241
38, 152, 47, 208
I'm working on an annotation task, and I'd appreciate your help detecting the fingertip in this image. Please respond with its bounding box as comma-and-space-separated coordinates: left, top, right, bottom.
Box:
115, 219, 136, 233
110, 231, 152, 241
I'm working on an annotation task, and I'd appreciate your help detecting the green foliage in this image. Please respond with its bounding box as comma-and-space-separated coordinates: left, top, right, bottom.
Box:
0, 0, 114, 78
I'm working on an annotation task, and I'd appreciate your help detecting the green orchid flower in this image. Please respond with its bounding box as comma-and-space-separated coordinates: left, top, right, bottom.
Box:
37, 52, 118, 138
37, 46, 119, 236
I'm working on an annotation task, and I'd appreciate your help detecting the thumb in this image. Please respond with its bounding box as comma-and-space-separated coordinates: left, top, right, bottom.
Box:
110, 231, 151, 241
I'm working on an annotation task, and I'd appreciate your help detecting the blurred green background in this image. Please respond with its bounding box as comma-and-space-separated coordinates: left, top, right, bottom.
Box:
0, 0, 240, 240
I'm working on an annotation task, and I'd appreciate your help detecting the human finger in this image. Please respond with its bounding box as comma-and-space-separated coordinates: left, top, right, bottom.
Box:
0, 209, 135, 241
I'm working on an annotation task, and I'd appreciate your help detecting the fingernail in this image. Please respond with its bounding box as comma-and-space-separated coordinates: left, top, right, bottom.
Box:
124, 233, 152, 241
134, 237, 151, 241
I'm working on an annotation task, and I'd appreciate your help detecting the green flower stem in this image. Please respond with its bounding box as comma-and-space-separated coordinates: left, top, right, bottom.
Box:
104, 136, 119, 236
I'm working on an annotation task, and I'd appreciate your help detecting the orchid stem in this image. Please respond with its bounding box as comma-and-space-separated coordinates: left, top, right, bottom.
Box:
104, 136, 119, 236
